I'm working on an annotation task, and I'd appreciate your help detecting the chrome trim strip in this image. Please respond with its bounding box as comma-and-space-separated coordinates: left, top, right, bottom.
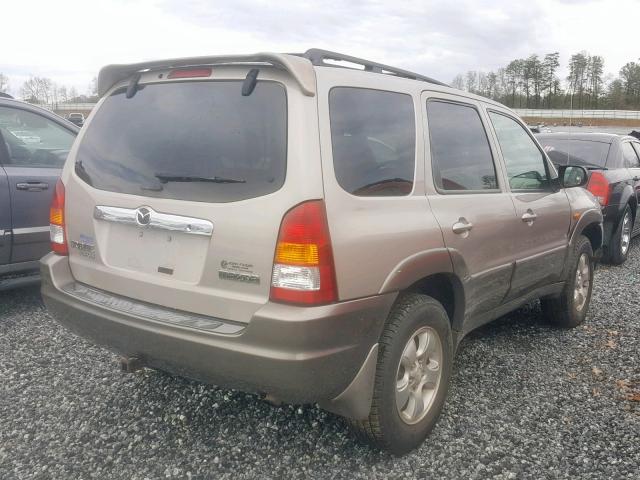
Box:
12, 226, 50, 234
93, 205, 213, 237
62, 282, 245, 335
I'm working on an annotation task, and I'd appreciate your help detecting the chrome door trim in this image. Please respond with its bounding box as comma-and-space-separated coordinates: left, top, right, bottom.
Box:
12, 226, 50, 235
93, 205, 213, 237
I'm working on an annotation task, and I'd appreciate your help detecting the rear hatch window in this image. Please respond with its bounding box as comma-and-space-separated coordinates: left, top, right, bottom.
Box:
76, 80, 287, 202
540, 138, 610, 169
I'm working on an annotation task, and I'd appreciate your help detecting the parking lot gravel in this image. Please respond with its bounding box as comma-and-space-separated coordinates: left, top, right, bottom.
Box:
1, 240, 639, 480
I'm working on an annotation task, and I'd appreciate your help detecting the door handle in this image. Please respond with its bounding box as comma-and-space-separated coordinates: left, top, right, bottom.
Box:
16, 182, 49, 191
452, 218, 473, 235
521, 210, 537, 224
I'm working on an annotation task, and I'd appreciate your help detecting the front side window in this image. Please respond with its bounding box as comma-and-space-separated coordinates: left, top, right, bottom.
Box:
329, 88, 415, 196
427, 100, 497, 191
489, 112, 549, 191
75, 81, 287, 203
0, 106, 75, 168
622, 142, 640, 168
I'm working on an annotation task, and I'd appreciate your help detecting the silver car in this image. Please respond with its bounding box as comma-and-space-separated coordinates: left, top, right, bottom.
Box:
41, 49, 603, 454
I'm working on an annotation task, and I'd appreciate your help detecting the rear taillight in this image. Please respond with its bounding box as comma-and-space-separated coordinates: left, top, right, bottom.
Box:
587, 171, 610, 206
49, 179, 68, 255
270, 200, 337, 305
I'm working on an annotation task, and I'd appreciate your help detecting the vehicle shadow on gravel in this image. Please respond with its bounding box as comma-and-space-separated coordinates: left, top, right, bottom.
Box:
128, 299, 553, 458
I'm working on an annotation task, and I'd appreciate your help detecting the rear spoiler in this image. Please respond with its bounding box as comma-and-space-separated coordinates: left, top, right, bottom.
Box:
97, 52, 316, 98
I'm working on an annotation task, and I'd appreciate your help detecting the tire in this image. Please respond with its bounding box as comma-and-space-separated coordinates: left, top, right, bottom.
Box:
541, 235, 594, 328
350, 293, 453, 455
606, 205, 633, 265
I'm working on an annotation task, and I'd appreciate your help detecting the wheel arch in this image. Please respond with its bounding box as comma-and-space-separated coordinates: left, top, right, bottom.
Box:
378, 248, 466, 333
628, 194, 638, 220
570, 208, 603, 252
404, 273, 465, 332
614, 186, 637, 230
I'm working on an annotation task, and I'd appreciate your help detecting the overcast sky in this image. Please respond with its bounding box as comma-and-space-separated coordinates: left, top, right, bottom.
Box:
2, 0, 638, 97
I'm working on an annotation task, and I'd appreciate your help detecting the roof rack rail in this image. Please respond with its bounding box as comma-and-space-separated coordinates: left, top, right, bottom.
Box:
300, 49, 448, 87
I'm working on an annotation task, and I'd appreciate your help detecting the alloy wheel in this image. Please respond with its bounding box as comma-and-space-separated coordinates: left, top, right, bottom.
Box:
620, 211, 632, 256
395, 326, 443, 425
574, 253, 590, 312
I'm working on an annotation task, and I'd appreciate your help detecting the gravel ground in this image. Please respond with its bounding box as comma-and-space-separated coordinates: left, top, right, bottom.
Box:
1, 240, 639, 480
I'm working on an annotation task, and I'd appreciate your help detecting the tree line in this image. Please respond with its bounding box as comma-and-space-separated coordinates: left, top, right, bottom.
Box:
453, 52, 640, 110
3, 56, 640, 111
0, 74, 98, 104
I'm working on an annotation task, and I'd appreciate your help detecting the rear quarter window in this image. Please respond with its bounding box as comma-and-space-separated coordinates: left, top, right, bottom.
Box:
539, 138, 610, 169
621, 142, 640, 168
329, 88, 415, 196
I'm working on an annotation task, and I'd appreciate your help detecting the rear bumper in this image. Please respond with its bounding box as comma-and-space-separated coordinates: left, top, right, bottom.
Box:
41, 253, 395, 417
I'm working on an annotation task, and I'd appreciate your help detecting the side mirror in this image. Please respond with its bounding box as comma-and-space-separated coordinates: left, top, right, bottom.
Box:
558, 165, 589, 188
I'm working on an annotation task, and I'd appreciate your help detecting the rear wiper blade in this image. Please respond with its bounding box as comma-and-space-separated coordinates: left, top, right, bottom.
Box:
155, 173, 246, 184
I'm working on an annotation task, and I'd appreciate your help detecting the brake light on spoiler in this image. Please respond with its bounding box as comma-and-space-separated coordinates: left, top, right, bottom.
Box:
167, 68, 212, 79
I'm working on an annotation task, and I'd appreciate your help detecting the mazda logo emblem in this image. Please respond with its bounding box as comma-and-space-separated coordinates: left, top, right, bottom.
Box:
135, 207, 151, 226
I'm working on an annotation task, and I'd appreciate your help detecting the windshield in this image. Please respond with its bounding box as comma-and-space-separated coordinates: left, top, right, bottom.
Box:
75, 80, 287, 202
540, 138, 610, 168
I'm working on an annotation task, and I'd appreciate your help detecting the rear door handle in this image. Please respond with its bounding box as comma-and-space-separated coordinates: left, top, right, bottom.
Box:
16, 182, 49, 191
521, 211, 537, 224
452, 218, 473, 235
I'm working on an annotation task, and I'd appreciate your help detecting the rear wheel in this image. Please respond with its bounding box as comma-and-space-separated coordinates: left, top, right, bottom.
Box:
351, 294, 453, 455
607, 205, 633, 265
541, 235, 593, 328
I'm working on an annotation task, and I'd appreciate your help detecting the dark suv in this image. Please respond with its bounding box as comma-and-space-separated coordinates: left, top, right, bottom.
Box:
538, 132, 640, 264
0, 98, 78, 289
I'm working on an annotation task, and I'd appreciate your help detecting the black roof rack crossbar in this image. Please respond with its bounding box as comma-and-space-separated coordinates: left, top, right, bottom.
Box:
300, 49, 448, 87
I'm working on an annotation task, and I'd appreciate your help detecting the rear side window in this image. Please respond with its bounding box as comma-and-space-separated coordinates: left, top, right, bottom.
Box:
632, 143, 640, 164
539, 138, 610, 168
622, 142, 640, 168
489, 112, 549, 191
75, 81, 287, 203
427, 100, 497, 191
0, 106, 75, 168
329, 88, 415, 196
